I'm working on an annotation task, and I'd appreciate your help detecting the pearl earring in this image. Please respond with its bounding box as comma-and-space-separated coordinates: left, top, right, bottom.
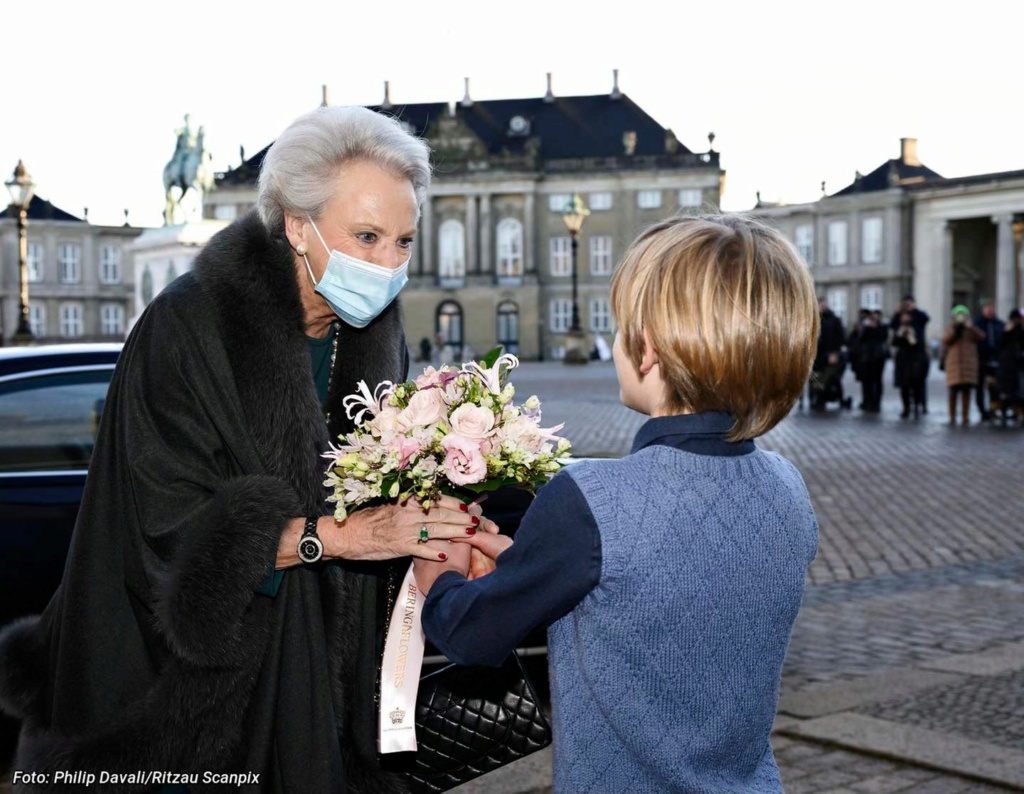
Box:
296, 244, 306, 255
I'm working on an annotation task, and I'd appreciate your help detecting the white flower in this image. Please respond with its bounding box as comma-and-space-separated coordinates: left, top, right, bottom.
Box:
461, 353, 519, 395
448, 403, 497, 439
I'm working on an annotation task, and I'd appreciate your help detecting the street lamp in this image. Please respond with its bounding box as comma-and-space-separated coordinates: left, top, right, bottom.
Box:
561, 193, 590, 364
5, 160, 36, 344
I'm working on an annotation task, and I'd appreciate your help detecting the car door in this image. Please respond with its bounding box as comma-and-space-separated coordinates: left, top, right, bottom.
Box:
0, 363, 114, 626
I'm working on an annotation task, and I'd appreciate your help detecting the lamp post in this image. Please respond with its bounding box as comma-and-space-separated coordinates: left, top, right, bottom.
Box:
5, 161, 36, 344
561, 193, 590, 364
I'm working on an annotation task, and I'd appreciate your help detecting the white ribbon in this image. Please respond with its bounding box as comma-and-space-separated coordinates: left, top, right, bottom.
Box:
378, 562, 426, 753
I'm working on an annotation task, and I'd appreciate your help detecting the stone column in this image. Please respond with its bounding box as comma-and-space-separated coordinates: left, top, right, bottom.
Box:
941, 220, 954, 317
480, 194, 492, 274
523, 192, 535, 274
421, 198, 434, 275
992, 214, 1015, 318
466, 195, 478, 274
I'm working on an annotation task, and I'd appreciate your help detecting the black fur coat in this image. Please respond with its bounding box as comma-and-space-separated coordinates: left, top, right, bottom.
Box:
0, 212, 410, 792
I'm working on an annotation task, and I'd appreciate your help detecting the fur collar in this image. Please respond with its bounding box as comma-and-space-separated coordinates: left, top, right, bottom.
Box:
192, 211, 407, 512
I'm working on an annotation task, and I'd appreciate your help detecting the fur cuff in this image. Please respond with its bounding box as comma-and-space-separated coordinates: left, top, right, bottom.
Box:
155, 474, 299, 667
0, 615, 45, 720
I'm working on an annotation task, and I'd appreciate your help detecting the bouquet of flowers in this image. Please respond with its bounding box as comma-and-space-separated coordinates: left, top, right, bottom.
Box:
323, 348, 572, 519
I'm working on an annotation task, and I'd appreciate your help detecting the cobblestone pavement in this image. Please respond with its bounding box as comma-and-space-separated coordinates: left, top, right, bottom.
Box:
459, 360, 1024, 792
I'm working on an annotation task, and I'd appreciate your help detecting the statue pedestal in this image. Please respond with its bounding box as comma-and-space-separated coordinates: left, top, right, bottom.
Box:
128, 220, 228, 331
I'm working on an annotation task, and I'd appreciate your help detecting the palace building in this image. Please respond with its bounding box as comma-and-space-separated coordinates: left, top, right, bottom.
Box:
207, 73, 723, 361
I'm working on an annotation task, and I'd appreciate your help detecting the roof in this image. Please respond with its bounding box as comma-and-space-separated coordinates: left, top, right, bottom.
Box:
904, 168, 1024, 192
0, 194, 85, 222
218, 92, 711, 186
833, 158, 942, 196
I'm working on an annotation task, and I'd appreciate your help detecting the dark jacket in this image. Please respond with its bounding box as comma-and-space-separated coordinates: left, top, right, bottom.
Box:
815, 309, 846, 370
892, 324, 929, 387
0, 212, 409, 792
974, 315, 1005, 365
890, 308, 930, 343
996, 323, 1024, 399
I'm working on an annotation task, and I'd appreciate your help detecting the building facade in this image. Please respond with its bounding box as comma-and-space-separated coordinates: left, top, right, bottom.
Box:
209, 75, 723, 361
755, 139, 1024, 343
0, 197, 143, 343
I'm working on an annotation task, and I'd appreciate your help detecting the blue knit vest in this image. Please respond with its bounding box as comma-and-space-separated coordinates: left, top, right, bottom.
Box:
550, 446, 817, 793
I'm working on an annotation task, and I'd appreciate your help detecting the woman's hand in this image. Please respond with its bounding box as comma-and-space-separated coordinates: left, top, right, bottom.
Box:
323, 494, 498, 562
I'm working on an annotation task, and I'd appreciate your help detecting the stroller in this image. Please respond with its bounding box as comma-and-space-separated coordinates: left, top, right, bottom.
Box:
803, 353, 853, 411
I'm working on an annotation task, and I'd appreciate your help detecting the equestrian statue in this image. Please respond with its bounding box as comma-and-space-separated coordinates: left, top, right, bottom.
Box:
162, 114, 215, 225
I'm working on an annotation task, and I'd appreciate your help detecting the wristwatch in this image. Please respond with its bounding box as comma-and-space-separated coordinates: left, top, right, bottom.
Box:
297, 516, 324, 564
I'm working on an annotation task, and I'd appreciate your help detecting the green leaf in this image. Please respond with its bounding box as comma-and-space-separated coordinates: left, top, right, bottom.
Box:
480, 346, 504, 369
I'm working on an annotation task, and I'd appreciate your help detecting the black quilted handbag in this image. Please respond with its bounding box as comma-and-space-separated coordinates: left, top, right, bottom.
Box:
403, 652, 552, 793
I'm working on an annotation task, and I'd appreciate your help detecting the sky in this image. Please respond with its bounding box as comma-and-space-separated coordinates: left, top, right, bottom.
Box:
3, 0, 1021, 229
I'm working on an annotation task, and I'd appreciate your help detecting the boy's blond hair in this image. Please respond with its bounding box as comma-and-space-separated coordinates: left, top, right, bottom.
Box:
611, 213, 819, 441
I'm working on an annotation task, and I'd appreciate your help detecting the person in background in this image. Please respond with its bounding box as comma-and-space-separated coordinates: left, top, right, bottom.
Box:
850, 309, 888, 413
995, 309, 1024, 424
811, 298, 846, 410
891, 295, 931, 410
414, 213, 820, 793
892, 310, 929, 418
941, 305, 985, 426
973, 300, 1004, 421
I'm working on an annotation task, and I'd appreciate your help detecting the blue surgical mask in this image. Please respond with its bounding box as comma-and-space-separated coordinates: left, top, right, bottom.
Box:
304, 218, 409, 328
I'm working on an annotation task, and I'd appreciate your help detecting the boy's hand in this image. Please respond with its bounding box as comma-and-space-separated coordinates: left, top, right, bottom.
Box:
413, 541, 470, 596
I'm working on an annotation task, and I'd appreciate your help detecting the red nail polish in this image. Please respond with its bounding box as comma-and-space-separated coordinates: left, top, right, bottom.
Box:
471, 515, 480, 525
466, 527, 477, 535
459, 503, 469, 512
438, 552, 448, 561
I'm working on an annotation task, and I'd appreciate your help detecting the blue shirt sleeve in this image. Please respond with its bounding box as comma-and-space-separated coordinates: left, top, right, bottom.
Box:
421, 471, 601, 667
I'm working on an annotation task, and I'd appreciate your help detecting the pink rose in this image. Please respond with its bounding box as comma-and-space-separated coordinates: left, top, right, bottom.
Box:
398, 388, 448, 429
441, 434, 488, 485
448, 404, 496, 439
415, 367, 442, 389
398, 437, 423, 470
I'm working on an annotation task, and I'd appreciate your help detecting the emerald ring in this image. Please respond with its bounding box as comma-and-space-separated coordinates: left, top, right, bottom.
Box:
418, 524, 429, 544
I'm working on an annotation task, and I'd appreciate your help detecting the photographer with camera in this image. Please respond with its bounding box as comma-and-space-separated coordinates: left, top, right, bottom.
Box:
941, 305, 985, 426
893, 310, 929, 419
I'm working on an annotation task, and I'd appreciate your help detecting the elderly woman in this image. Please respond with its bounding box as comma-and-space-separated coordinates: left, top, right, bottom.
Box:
0, 107, 488, 792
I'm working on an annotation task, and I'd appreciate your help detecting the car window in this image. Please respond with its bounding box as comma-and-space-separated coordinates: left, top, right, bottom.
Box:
0, 369, 112, 472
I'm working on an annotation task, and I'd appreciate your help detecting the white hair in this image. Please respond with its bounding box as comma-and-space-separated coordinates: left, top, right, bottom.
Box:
256, 106, 432, 232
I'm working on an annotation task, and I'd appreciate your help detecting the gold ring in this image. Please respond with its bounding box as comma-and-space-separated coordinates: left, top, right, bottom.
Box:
417, 524, 429, 544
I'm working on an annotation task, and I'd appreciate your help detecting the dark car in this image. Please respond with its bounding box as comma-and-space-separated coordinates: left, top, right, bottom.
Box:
0, 343, 547, 772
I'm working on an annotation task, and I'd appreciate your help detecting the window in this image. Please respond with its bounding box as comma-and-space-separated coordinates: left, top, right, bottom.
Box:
827, 222, 847, 266
58, 243, 81, 283
28, 304, 45, 337
438, 220, 466, 284
589, 236, 614, 276
860, 285, 883, 312
550, 299, 573, 333
497, 301, 519, 355
862, 217, 883, 264
590, 298, 611, 333
637, 190, 662, 209
496, 219, 523, 282
214, 204, 238, 221
59, 304, 84, 338
550, 236, 571, 277
0, 369, 112, 473
795, 225, 814, 264
678, 189, 702, 208
101, 304, 124, 336
100, 246, 121, 284
27, 243, 43, 282
142, 265, 155, 305
548, 194, 572, 213
436, 301, 463, 363
589, 191, 613, 211
826, 287, 848, 324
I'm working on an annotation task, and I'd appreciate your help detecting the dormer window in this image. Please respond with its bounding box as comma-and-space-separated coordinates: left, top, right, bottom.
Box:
507, 115, 530, 137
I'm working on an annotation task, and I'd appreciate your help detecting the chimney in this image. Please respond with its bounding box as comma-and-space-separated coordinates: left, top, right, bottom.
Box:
900, 137, 920, 166
381, 81, 393, 110
543, 72, 555, 103
83, 207, 89, 222
320, 84, 329, 108
461, 77, 473, 107
610, 68, 622, 100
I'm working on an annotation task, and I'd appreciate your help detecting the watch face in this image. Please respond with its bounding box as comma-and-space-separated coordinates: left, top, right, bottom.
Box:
298, 535, 324, 564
